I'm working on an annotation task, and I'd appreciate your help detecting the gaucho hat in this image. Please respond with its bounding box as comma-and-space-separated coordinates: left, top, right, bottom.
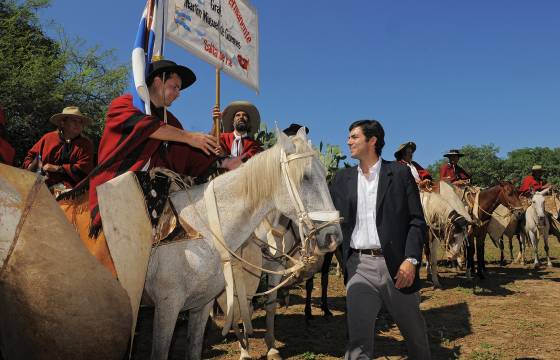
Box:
394, 141, 416, 160
146, 60, 196, 90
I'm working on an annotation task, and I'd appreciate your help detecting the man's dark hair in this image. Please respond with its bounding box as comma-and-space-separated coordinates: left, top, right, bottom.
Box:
147, 71, 180, 87
349, 120, 385, 156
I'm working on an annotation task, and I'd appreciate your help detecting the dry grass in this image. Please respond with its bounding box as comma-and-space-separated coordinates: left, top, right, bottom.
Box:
132, 235, 560, 359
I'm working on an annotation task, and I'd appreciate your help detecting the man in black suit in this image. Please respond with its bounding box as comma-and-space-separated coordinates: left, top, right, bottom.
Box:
329, 120, 430, 359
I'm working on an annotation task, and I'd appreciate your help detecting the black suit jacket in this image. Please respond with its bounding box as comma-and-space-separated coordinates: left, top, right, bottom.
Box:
329, 160, 427, 293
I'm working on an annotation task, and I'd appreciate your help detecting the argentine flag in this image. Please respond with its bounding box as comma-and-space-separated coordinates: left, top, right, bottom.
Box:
132, 0, 166, 115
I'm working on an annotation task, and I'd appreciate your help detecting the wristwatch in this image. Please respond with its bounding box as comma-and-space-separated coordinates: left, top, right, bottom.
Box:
405, 257, 419, 266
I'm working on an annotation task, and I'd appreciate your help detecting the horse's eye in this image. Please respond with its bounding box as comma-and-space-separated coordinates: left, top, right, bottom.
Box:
303, 174, 310, 181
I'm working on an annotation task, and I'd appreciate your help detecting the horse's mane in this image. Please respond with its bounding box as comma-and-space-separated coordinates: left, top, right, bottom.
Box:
223, 137, 313, 210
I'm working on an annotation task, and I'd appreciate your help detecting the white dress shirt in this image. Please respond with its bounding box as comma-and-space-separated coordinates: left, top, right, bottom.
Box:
231, 131, 247, 157
405, 162, 420, 182
350, 158, 382, 249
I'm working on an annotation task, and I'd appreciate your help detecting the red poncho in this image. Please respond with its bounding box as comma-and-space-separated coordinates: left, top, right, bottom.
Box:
22, 130, 94, 188
519, 175, 547, 195
219, 132, 263, 160
397, 160, 432, 181
439, 163, 470, 183
0, 137, 15, 166
65, 94, 217, 237
0, 106, 15, 166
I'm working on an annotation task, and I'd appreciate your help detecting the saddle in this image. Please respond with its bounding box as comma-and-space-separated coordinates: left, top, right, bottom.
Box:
135, 168, 202, 245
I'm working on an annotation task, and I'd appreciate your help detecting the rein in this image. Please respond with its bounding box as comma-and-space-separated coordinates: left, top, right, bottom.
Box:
188, 147, 341, 335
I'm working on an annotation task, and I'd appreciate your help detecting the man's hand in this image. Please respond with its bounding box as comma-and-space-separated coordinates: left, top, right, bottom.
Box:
394, 260, 416, 289
184, 132, 219, 155
42, 163, 62, 173
418, 179, 432, 191
220, 156, 243, 171
212, 105, 221, 122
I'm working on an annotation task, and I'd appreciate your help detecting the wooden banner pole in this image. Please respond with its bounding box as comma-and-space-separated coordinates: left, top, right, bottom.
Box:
214, 66, 221, 139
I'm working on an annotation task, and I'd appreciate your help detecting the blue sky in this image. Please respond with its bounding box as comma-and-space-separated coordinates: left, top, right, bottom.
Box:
41, 0, 560, 166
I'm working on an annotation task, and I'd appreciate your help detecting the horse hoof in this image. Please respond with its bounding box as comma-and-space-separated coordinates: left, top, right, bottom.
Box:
321, 307, 333, 317
267, 348, 283, 360
548, 262, 553, 267
477, 272, 485, 280
304, 305, 314, 318
240, 352, 252, 360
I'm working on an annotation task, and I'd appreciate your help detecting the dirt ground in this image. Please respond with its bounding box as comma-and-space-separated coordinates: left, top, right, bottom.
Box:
132, 236, 560, 360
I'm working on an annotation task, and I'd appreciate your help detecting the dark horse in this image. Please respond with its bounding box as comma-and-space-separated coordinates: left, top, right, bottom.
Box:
463, 181, 523, 278
304, 247, 342, 320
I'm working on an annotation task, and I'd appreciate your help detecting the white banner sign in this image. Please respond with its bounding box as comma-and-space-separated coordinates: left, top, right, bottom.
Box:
167, 0, 259, 91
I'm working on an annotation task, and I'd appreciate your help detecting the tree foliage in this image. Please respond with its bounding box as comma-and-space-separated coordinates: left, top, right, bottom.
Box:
0, 0, 128, 165
427, 144, 560, 188
317, 142, 346, 182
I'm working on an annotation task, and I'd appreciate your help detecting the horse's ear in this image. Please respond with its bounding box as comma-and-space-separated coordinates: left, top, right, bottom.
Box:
275, 128, 295, 153
295, 126, 308, 141
540, 188, 550, 196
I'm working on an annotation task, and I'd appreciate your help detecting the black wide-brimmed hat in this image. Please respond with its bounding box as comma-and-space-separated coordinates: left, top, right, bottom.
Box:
283, 123, 309, 136
444, 149, 465, 158
146, 60, 196, 90
394, 141, 416, 160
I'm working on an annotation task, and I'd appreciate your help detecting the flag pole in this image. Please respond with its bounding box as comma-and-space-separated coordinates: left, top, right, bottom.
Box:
214, 66, 221, 140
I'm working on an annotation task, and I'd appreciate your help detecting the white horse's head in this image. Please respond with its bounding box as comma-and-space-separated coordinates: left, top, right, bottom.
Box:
532, 189, 549, 226
240, 127, 342, 255
446, 211, 469, 260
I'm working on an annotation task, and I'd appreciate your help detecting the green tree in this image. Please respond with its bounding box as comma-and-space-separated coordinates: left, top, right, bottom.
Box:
503, 147, 560, 187
254, 122, 277, 149
317, 141, 346, 182
427, 144, 504, 187
458, 144, 504, 187
427, 145, 560, 188
0, 0, 128, 165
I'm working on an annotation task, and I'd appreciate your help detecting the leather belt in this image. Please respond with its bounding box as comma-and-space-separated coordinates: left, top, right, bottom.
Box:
350, 248, 383, 256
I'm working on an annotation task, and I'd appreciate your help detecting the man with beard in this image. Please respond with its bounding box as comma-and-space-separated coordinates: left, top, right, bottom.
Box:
213, 101, 263, 161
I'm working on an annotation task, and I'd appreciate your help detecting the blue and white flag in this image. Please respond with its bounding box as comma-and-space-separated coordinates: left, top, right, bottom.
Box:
132, 0, 166, 115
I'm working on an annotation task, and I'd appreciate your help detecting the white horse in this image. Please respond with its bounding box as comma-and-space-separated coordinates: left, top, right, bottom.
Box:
218, 209, 326, 360
253, 212, 324, 360
143, 128, 342, 360
520, 189, 551, 268
420, 190, 471, 288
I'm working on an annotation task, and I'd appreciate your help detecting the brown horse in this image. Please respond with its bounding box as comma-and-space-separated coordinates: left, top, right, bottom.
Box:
463, 181, 523, 278
58, 194, 118, 278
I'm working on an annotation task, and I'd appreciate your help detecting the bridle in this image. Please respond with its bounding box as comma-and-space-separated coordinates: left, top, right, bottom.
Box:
279, 148, 342, 258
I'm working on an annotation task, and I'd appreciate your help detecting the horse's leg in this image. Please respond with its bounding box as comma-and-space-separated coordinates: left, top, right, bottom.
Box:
150, 291, 185, 360
475, 232, 486, 279
304, 277, 314, 321
320, 251, 334, 317
430, 235, 441, 288
544, 223, 552, 267
424, 236, 432, 278
465, 234, 475, 279
499, 237, 505, 266
518, 232, 526, 265
530, 229, 540, 268
186, 301, 213, 360
334, 246, 343, 278
232, 322, 251, 360
508, 235, 515, 264
264, 274, 282, 360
